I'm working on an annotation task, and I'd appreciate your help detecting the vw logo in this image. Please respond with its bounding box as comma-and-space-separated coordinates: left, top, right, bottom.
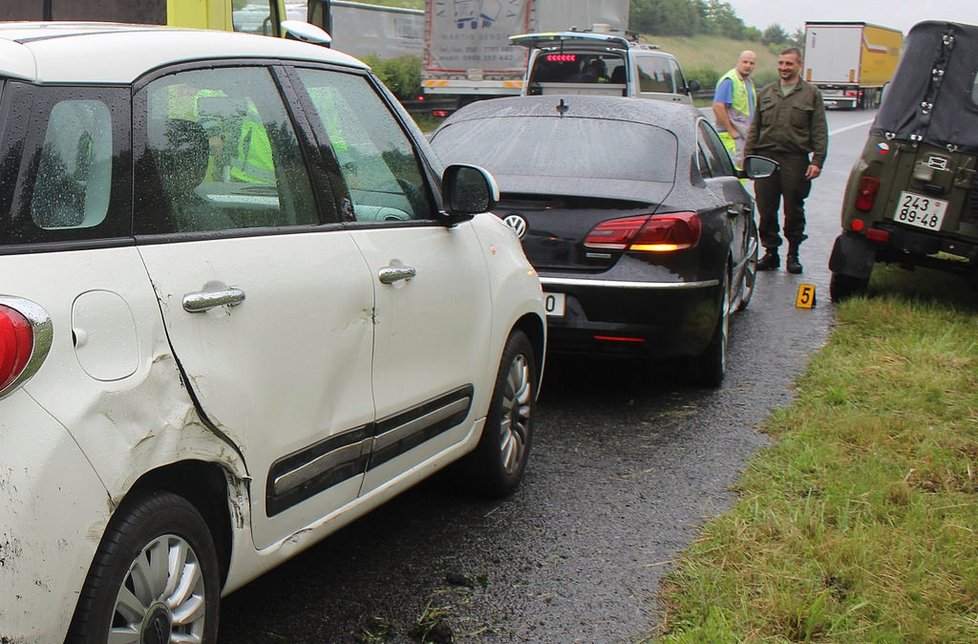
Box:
503, 214, 528, 238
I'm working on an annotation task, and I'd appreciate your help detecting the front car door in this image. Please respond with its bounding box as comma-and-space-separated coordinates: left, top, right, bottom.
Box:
288, 67, 494, 495
132, 63, 376, 549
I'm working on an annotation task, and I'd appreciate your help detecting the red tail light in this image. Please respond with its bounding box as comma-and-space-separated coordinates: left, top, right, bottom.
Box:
0, 305, 34, 390
854, 176, 881, 212
584, 212, 701, 252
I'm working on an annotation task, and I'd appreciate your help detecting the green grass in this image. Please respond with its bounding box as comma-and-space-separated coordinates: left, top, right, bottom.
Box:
657, 265, 978, 642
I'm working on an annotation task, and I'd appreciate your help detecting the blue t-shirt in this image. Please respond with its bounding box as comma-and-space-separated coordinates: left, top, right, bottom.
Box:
713, 77, 755, 119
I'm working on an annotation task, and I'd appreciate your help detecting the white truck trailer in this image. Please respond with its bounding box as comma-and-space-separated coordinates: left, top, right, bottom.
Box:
421, 0, 629, 112
803, 21, 903, 109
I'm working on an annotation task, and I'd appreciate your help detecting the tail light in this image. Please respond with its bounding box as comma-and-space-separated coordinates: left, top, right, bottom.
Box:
854, 175, 881, 212
0, 297, 53, 400
584, 212, 701, 252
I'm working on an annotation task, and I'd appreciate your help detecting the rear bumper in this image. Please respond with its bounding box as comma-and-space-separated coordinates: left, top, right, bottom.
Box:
831, 225, 978, 277
539, 275, 721, 358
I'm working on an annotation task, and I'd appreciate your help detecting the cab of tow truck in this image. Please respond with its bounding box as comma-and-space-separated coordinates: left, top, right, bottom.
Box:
828, 20, 978, 301
0, 0, 331, 43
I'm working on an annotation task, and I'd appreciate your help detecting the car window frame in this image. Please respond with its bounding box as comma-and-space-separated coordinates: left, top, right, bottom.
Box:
282, 62, 444, 229
696, 119, 737, 178
0, 80, 133, 251
130, 59, 336, 242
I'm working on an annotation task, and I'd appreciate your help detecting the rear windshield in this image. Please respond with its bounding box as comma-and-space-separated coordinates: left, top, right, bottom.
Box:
529, 52, 627, 86
432, 115, 677, 183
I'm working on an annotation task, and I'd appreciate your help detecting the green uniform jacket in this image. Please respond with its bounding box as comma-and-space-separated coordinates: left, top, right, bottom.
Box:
744, 79, 828, 168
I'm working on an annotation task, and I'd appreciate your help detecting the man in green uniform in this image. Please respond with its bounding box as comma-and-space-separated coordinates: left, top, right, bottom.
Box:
744, 47, 828, 274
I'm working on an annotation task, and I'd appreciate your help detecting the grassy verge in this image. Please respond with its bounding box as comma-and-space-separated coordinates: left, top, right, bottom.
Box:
657, 265, 978, 641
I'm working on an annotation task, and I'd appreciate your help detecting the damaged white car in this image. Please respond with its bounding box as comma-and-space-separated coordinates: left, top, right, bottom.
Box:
0, 22, 545, 642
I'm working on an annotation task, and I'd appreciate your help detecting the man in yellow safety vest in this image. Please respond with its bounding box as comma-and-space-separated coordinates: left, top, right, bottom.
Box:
712, 50, 756, 168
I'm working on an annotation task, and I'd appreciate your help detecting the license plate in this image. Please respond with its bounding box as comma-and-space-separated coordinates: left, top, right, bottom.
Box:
894, 191, 948, 231
543, 292, 565, 317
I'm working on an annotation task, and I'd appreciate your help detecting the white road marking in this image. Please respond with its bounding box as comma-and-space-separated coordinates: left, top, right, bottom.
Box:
829, 118, 875, 136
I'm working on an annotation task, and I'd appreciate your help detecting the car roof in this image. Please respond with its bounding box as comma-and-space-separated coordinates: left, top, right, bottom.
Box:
510, 31, 633, 51
439, 95, 697, 133
0, 22, 367, 83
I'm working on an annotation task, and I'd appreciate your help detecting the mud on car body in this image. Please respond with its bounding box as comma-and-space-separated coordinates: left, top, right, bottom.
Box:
0, 22, 545, 641
829, 20, 978, 300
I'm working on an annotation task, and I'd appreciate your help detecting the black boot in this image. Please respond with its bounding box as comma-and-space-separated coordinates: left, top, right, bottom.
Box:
785, 243, 802, 273
757, 249, 780, 271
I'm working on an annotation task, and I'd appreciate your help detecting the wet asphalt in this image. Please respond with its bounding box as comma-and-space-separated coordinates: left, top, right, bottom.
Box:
217, 110, 871, 642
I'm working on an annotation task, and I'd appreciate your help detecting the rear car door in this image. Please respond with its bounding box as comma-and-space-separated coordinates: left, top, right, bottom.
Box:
289, 67, 493, 495
132, 64, 376, 549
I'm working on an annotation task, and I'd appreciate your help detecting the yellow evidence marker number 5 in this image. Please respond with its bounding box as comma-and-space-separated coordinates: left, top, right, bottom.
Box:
795, 283, 816, 308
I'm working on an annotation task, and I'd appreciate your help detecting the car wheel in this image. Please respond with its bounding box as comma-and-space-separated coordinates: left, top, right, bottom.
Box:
466, 329, 536, 497
736, 234, 759, 312
67, 491, 220, 644
830, 272, 869, 302
690, 266, 730, 387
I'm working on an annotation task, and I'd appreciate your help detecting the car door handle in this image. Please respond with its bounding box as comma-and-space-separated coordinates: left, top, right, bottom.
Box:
182, 286, 247, 313
378, 264, 417, 285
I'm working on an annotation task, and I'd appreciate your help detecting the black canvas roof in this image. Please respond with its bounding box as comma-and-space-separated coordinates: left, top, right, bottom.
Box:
873, 21, 978, 153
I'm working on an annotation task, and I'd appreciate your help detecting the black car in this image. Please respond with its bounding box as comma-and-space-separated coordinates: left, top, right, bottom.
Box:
430, 95, 775, 386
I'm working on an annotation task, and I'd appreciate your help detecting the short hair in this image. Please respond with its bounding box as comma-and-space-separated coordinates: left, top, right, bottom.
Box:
780, 47, 803, 61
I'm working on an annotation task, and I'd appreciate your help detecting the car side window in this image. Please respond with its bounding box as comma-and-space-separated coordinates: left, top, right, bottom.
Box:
231, 0, 279, 36
134, 67, 318, 235
294, 68, 433, 223
0, 83, 131, 246
669, 59, 688, 93
635, 55, 674, 94
31, 100, 113, 230
697, 121, 736, 177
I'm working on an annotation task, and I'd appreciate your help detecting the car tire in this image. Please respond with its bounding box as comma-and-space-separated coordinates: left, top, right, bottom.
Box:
830, 272, 869, 302
690, 266, 730, 387
465, 329, 536, 497
736, 231, 759, 312
66, 491, 221, 644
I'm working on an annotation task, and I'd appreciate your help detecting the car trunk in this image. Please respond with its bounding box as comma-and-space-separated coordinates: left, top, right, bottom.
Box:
495, 193, 664, 272
873, 139, 978, 240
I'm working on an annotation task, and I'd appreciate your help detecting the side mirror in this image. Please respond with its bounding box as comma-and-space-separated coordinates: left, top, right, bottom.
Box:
281, 20, 332, 46
441, 164, 499, 224
686, 78, 701, 94
741, 155, 779, 179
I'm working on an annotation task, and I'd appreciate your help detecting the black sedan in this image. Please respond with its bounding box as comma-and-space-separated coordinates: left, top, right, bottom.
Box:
430, 95, 773, 386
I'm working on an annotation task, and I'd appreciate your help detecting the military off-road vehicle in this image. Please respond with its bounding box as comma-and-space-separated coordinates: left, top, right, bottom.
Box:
829, 20, 978, 301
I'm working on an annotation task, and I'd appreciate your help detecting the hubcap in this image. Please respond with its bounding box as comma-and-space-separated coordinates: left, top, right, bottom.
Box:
111, 534, 207, 643
498, 353, 532, 474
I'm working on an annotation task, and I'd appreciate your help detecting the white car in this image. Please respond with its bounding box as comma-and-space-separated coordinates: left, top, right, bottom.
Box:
0, 22, 545, 642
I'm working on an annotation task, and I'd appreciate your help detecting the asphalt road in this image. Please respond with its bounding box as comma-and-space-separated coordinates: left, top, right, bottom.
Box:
217, 110, 875, 642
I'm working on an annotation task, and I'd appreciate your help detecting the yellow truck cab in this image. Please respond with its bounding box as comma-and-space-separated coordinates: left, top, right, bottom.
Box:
0, 1, 314, 39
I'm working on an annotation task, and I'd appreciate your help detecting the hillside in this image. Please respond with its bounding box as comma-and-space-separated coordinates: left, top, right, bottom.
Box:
641, 34, 781, 86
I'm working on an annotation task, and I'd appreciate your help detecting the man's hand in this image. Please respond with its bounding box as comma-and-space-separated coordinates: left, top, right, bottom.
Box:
805, 164, 821, 180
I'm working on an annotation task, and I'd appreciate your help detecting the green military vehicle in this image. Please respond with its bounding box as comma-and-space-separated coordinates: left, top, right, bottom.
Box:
829, 20, 978, 301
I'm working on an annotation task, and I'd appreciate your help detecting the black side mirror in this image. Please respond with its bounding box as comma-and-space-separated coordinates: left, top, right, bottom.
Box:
741, 155, 779, 179
441, 164, 499, 224
686, 78, 701, 94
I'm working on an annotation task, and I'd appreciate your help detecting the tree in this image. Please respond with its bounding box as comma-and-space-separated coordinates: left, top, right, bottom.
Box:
761, 24, 790, 46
